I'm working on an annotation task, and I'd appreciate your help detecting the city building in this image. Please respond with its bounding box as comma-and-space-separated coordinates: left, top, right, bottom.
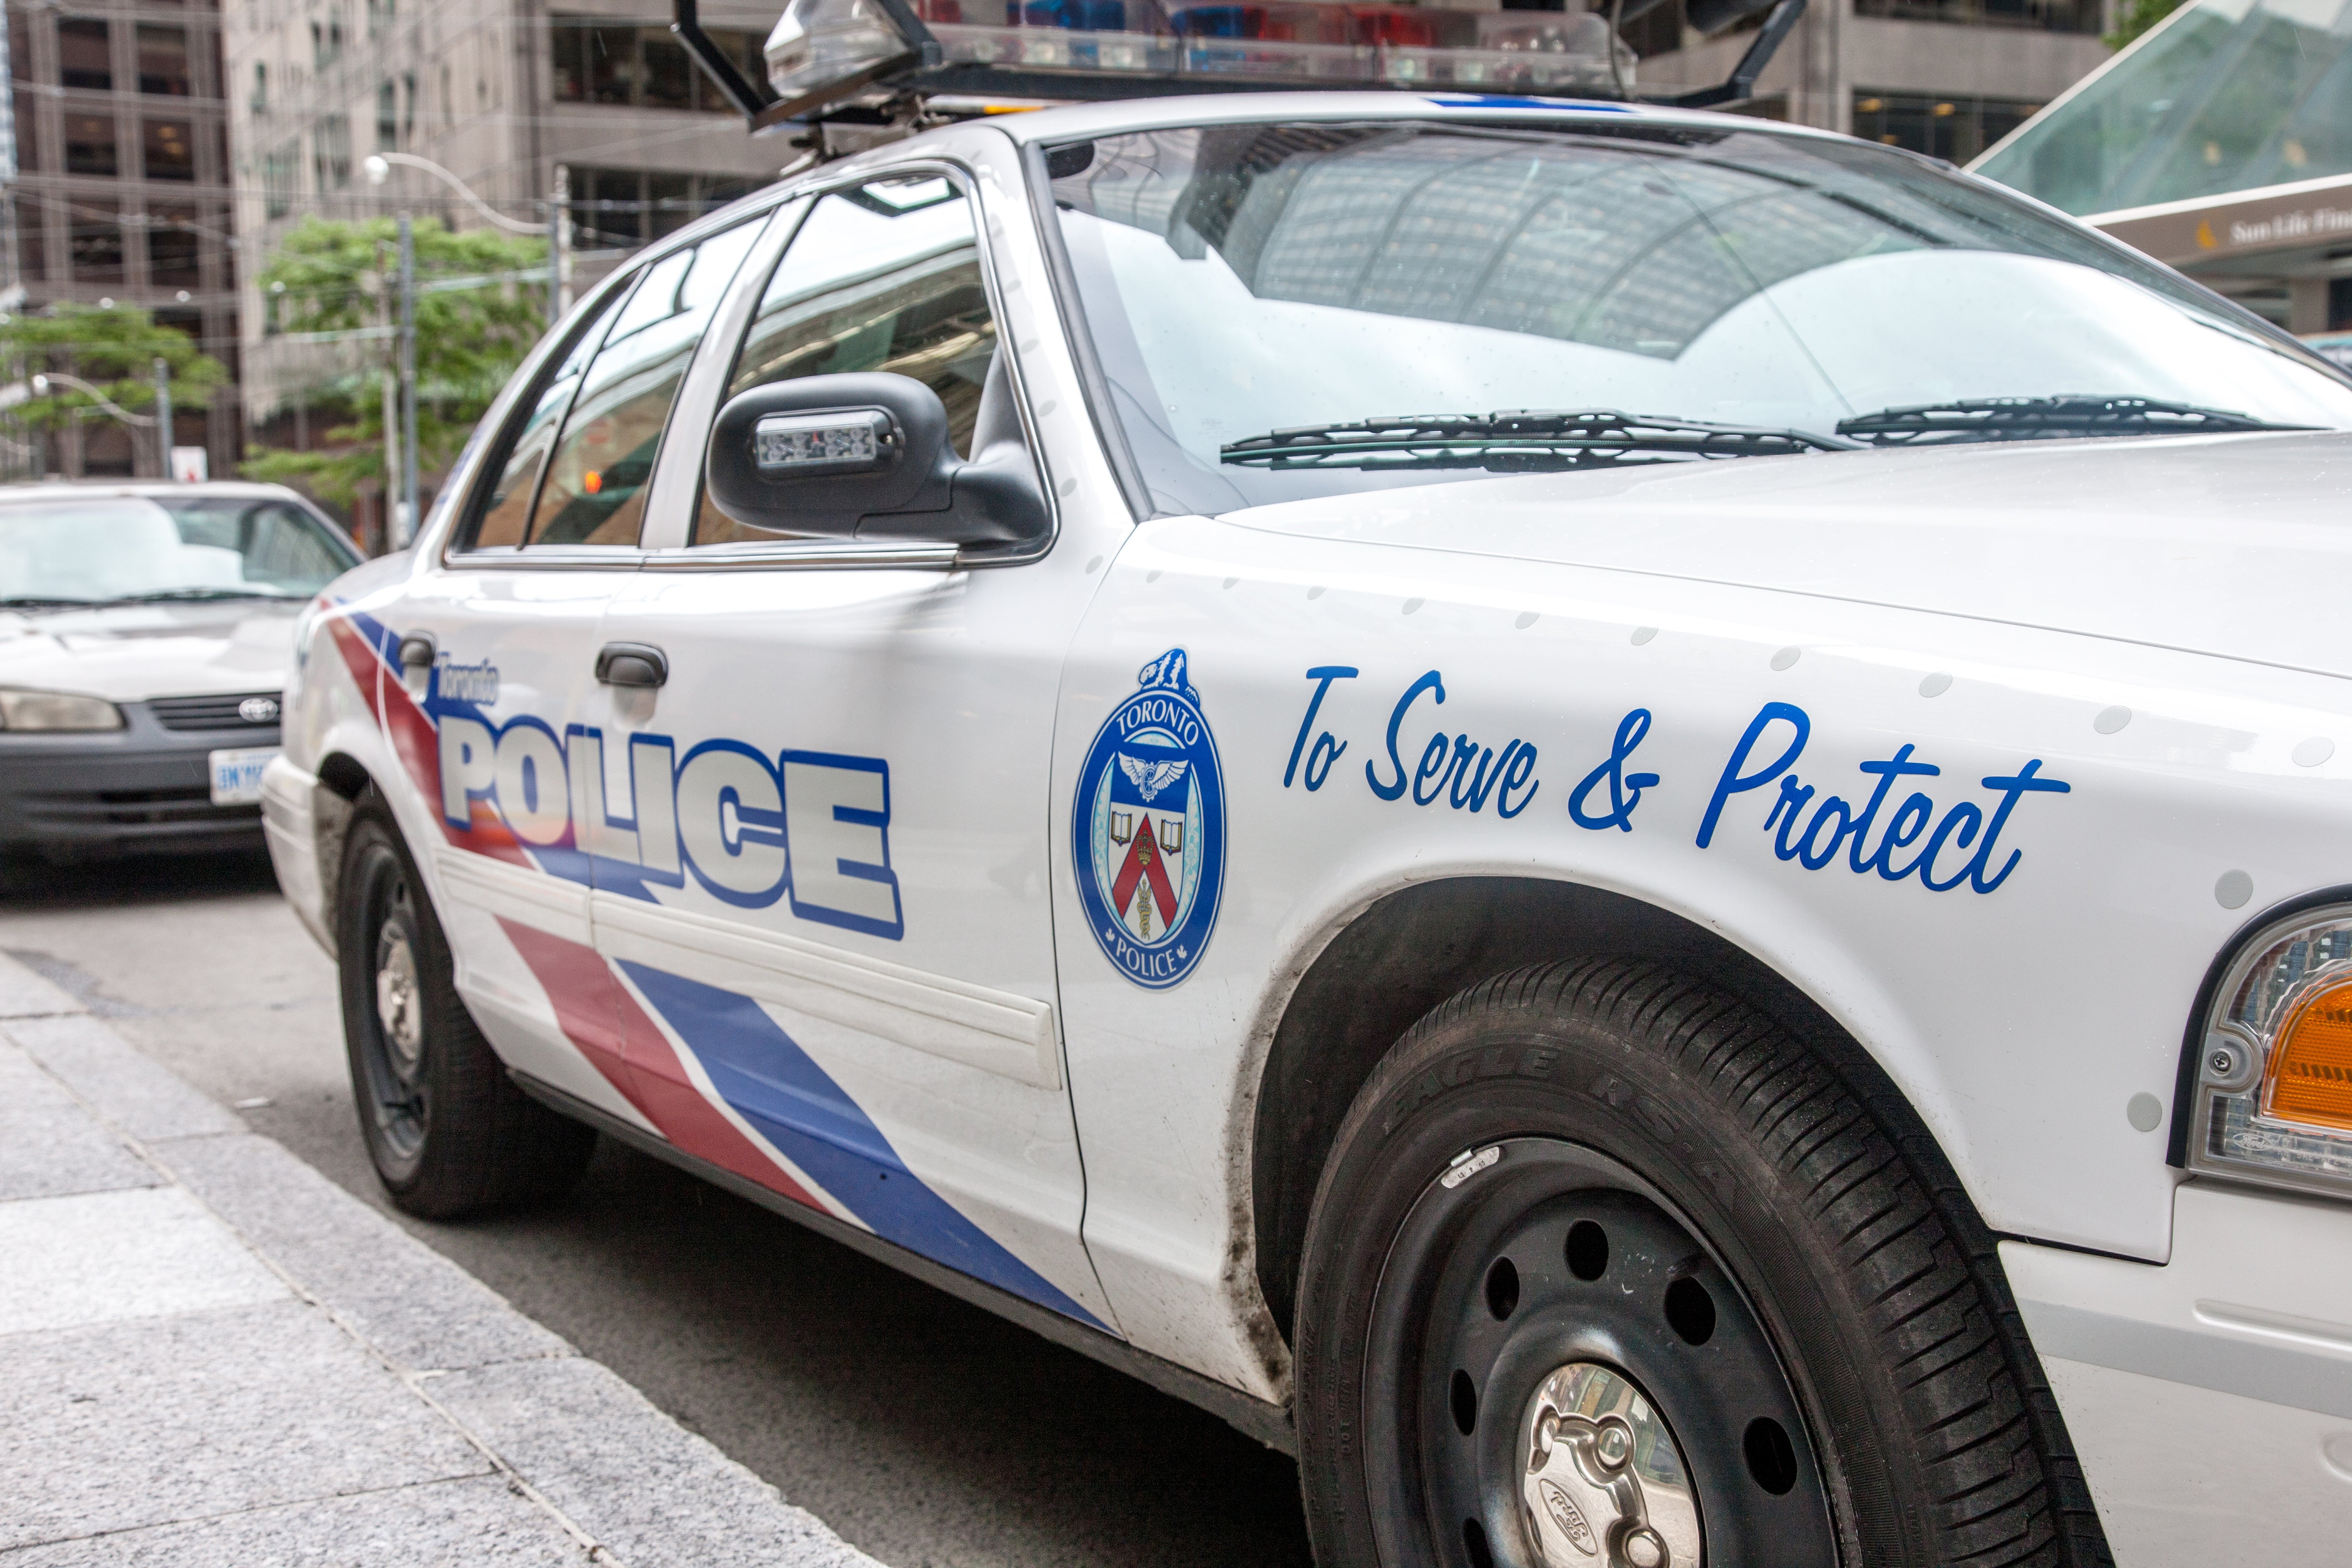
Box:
1633, 0, 2112, 160
1972, 0, 2352, 337
4, 0, 242, 478
221, 0, 788, 521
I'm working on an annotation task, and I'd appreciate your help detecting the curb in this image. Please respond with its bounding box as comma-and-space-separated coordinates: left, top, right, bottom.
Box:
0, 952, 881, 1568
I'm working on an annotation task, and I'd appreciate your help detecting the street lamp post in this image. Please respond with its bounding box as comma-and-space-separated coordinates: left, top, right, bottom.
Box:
151, 358, 173, 478
362, 151, 571, 549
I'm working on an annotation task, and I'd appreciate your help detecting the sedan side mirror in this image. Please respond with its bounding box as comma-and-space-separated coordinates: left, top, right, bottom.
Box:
705, 371, 1050, 548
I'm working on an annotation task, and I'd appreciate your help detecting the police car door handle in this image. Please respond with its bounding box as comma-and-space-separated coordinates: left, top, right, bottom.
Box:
397, 632, 435, 672
595, 642, 668, 689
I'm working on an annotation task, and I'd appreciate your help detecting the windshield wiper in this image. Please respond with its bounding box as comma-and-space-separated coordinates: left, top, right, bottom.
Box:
0, 595, 103, 608
1837, 395, 2315, 446
1221, 410, 1858, 472
112, 587, 288, 603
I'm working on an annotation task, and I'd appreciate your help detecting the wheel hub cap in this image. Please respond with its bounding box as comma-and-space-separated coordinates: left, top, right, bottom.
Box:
375, 926, 424, 1077
1521, 1363, 1699, 1568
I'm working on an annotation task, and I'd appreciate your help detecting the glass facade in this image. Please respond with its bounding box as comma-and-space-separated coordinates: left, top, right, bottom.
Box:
1852, 0, 2100, 31
1854, 92, 2044, 163
1976, 0, 2352, 216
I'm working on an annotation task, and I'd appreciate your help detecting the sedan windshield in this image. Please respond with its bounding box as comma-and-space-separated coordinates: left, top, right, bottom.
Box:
0, 493, 359, 606
1045, 119, 2352, 515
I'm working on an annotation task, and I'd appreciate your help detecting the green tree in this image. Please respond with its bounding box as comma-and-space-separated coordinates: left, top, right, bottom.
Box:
0, 303, 230, 438
2105, 0, 2180, 52
241, 216, 548, 503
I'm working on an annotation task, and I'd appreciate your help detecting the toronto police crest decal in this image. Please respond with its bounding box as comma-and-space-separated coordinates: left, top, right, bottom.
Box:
1074, 648, 1226, 989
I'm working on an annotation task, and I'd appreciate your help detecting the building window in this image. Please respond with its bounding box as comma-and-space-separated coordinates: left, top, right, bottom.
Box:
376, 80, 397, 149
264, 142, 300, 219
144, 118, 197, 181
137, 24, 192, 96
569, 167, 761, 248
312, 16, 345, 69
58, 18, 112, 92
251, 62, 269, 116
402, 71, 417, 143
13, 91, 38, 173
550, 19, 765, 113
69, 201, 123, 284
16, 197, 46, 282
1852, 92, 2042, 162
64, 114, 117, 178
149, 204, 200, 286
314, 115, 351, 192
1850, 0, 2100, 31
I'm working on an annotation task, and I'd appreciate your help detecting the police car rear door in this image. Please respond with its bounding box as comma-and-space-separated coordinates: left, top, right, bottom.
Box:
582, 157, 1120, 1331
387, 251, 687, 1126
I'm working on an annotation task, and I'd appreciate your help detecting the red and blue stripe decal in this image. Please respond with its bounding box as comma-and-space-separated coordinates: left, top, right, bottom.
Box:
322, 602, 1107, 1330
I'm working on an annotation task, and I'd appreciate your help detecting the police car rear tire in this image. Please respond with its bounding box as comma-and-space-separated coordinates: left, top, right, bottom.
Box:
1294, 958, 2106, 1568
337, 801, 593, 1218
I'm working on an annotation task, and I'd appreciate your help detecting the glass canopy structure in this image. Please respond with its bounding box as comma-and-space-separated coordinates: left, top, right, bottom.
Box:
1976, 0, 2352, 219
1972, 0, 2352, 337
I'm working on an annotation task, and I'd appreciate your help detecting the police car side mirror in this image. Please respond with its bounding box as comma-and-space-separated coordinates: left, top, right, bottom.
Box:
705, 372, 1049, 548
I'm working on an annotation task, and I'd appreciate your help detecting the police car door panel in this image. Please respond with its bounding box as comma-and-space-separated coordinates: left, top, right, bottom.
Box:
581, 170, 1118, 1330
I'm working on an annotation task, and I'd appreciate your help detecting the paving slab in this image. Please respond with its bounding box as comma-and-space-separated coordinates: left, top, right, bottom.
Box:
432, 1355, 877, 1568
0, 950, 885, 1568
0, 959, 81, 1021
0, 1300, 493, 1551
5, 1015, 243, 1143
0, 1042, 157, 1204
0, 1475, 588, 1567
162, 1132, 572, 1374
0, 1187, 286, 1337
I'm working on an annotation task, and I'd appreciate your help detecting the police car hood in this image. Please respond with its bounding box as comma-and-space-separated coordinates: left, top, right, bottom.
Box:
1219, 429, 2352, 679
0, 597, 304, 703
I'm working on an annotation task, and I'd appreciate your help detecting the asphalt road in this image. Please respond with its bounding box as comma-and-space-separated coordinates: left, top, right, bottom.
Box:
0, 848, 1315, 1568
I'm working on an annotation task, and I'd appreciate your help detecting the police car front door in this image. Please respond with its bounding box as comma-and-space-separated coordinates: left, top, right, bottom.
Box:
583, 172, 1117, 1331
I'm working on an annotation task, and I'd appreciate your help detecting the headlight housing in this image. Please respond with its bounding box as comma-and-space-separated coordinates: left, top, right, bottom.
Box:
0, 688, 124, 732
2187, 904, 2352, 1198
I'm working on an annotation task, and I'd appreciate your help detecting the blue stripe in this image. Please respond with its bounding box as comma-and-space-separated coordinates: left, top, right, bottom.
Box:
618, 961, 1111, 1331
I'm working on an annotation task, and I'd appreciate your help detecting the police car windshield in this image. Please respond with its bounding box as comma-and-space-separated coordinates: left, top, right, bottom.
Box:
1046, 119, 2352, 515
0, 494, 357, 606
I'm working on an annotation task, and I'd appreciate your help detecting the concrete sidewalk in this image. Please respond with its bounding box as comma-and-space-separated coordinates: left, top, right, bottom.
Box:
0, 953, 880, 1568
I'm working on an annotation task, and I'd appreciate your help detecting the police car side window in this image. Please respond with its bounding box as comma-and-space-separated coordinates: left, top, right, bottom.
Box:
524, 216, 770, 548
457, 215, 769, 553
690, 175, 998, 548
462, 280, 630, 551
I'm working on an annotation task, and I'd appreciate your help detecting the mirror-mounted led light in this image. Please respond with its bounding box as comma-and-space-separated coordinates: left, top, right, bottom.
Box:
2189, 906, 2352, 1198
751, 409, 899, 477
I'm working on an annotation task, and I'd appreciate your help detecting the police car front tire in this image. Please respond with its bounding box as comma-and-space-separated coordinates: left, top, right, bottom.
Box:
336, 800, 593, 1217
1294, 959, 2105, 1568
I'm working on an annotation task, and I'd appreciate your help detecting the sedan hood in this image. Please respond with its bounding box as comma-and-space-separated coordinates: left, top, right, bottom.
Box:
0, 598, 305, 702
1218, 430, 2352, 679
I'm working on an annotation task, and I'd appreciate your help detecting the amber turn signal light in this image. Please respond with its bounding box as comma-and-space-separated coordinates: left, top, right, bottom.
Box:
2262, 978, 2352, 1131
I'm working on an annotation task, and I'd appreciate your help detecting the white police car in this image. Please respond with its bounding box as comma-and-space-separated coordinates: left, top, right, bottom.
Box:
263, 92, 2352, 1568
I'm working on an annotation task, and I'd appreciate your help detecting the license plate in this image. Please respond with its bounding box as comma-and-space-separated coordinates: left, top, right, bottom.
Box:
209, 747, 278, 807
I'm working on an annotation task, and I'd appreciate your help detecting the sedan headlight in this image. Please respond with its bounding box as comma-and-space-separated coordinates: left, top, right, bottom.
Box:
2187, 904, 2352, 1198
0, 687, 125, 731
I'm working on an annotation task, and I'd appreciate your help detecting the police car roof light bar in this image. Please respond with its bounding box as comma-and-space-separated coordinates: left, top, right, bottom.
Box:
722, 0, 1807, 134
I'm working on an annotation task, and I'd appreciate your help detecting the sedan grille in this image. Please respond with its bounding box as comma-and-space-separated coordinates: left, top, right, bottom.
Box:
147, 691, 282, 731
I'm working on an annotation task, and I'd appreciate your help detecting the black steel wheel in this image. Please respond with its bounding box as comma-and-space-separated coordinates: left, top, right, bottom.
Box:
1295, 959, 2110, 1568
337, 797, 592, 1217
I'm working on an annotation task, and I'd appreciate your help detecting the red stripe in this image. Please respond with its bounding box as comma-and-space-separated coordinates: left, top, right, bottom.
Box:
497, 918, 825, 1214
326, 615, 529, 866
